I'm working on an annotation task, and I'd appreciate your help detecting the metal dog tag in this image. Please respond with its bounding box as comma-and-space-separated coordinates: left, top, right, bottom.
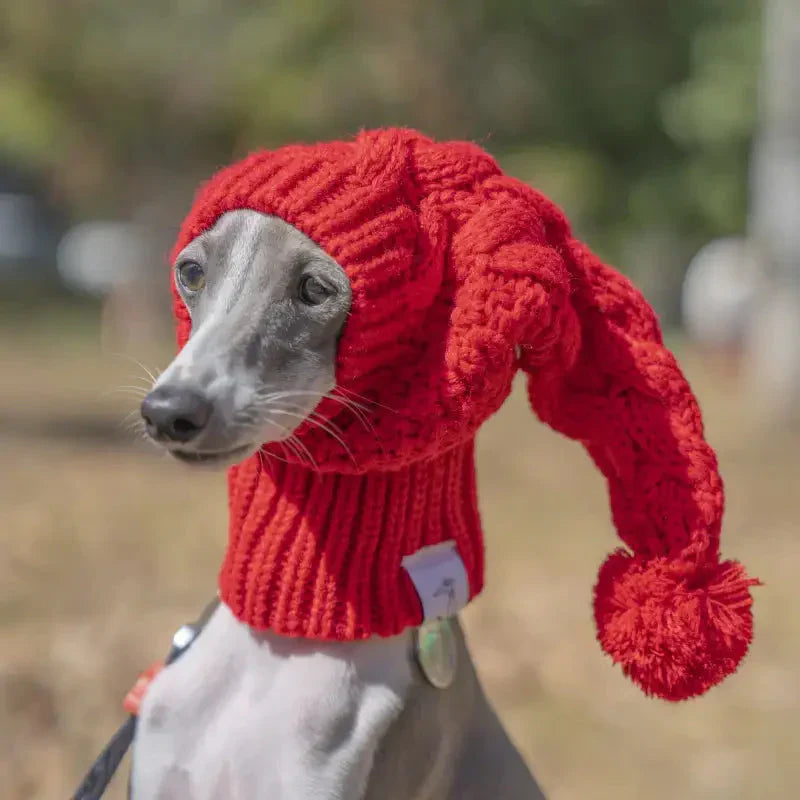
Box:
414, 618, 457, 689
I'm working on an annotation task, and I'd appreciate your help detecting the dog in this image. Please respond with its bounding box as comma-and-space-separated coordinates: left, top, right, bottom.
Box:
128, 127, 756, 798
132, 209, 546, 799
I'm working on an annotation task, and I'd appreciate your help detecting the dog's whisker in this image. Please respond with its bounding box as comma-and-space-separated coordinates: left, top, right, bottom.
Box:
288, 433, 319, 472
259, 443, 296, 469
276, 433, 305, 467
275, 441, 291, 464
257, 389, 380, 443
110, 352, 161, 386
119, 409, 142, 431
322, 393, 381, 440
235, 390, 385, 463
290, 409, 354, 459
123, 377, 155, 393
265, 420, 318, 472
275, 437, 298, 463
325, 393, 371, 420
133, 422, 161, 450
319, 393, 384, 452
128, 417, 147, 433
281, 440, 308, 469
263, 399, 346, 436
126, 372, 155, 385
328, 390, 374, 414
266, 404, 357, 467
263, 439, 306, 470
248, 413, 318, 473
262, 388, 377, 428
335, 385, 398, 415
105, 386, 151, 399
243, 406, 291, 438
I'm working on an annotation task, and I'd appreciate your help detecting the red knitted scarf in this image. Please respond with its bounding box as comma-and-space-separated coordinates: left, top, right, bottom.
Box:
171, 128, 757, 701
220, 441, 480, 639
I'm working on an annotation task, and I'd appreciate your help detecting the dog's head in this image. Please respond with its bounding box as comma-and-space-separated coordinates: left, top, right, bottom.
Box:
143, 129, 573, 473
141, 209, 352, 468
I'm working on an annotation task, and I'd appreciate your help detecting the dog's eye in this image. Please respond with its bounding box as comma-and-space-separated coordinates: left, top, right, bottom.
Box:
298, 275, 332, 306
176, 261, 206, 293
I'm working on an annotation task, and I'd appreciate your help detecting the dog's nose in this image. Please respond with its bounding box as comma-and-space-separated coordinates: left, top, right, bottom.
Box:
140, 385, 213, 443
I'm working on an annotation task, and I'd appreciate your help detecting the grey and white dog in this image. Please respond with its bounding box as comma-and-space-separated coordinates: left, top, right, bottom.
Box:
133, 210, 545, 800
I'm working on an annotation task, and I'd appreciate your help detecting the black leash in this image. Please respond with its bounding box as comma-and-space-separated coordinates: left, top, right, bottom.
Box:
71, 597, 220, 800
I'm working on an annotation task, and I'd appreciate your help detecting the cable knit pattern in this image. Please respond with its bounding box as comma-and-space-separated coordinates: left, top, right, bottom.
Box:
171, 128, 757, 700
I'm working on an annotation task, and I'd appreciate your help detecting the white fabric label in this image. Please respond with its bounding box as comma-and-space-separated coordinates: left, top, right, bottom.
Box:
401, 540, 470, 621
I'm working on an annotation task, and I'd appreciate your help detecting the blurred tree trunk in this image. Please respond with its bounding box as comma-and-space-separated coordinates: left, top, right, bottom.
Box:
745, 0, 800, 425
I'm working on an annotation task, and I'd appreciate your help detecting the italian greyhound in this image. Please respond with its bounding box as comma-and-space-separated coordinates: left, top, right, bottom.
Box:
133, 209, 545, 799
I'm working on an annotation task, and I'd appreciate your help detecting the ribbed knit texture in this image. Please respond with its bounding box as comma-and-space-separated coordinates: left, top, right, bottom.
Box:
171, 128, 757, 701
221, 441, 481, 639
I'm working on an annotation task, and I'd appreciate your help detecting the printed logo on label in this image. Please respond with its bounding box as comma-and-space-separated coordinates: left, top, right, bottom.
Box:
402, 540, 470, 621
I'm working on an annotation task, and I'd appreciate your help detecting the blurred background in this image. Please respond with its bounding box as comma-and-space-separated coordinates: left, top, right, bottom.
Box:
1, 0, 798, 797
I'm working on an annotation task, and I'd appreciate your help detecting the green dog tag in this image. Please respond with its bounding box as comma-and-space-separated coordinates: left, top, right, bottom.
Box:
414, 618, 457, 689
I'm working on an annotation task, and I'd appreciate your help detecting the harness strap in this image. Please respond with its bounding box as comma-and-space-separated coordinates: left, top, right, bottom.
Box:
71, 597, 220, 800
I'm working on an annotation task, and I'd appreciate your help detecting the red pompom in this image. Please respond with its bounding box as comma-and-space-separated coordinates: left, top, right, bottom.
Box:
594, 551, 758, 701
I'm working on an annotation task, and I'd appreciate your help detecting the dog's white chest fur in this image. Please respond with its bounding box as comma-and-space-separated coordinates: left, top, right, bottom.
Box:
130, 602, 413, 800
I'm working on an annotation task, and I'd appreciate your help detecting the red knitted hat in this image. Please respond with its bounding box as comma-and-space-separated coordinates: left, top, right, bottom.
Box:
171, 128, 757, 701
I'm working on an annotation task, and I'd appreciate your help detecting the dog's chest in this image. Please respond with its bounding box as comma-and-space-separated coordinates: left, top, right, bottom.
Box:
130, 603, 412, 800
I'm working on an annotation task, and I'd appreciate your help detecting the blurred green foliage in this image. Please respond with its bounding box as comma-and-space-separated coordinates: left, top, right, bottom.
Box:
0, 0, 761, 294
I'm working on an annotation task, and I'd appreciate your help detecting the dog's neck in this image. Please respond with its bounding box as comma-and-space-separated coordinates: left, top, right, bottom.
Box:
220, 440, 485, 640
131, 601, 544, 800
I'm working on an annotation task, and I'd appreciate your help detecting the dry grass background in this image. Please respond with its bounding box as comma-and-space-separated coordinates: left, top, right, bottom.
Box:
1, 298, 798, 799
